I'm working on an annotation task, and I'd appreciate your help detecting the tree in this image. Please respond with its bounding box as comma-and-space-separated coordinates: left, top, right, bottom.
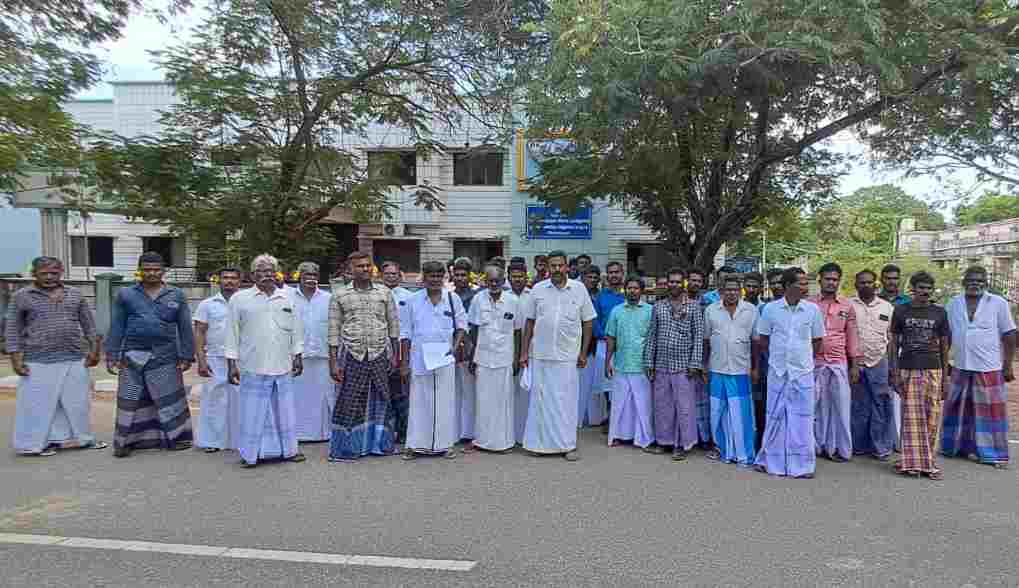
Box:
812, 185, 944, 253
0, 1, 185, 193
522, 0, 1019, 270
84, 0, 544, 268
955, 191, 1019, 225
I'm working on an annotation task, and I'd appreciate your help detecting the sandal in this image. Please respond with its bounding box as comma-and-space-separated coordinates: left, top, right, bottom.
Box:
240, 461, 257, 469
564, 450, 580, 461
401, 451, 418, 461
204, 447, 221, 454
897, 469, 921, 478
84, 441, 108, 450
992, 462, 1010, 470
168, 441, 193, 451
926, 471, 944, 480
18, 449, 57, 457
705, 449, 721, 462
288, 453, 307, 463
642, 445, 665, 454
443, 449, 458, 460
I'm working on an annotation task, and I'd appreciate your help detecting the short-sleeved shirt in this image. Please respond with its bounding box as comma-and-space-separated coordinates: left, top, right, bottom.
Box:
468, 290, 524, 368
593, 288, 625, 339
810, 295, 861, 366
605, 302, 652, 373
525, 279, 597, 362
704, 300, 758, 375
849, 296, 894, 368
194, 294, 230, 358
291, 288, 332, 359
757, 297, 825, 377
400, 289, 468, 376
946, 292, 1017, 372
880, 291, 912, 306
891, 303, 950, 370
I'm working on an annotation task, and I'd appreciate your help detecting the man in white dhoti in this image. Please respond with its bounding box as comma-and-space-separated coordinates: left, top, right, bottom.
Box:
508, 260, 532, 443
605, 276, 654, 449
194, 267, 242, 452
451, 257, 478, 443
467, 265, 524, 452
5, 256, 106, 456
519, 250, 596, 461
400, 261, 467, 460
226, 253, 307, 468
289, 262, 334, 442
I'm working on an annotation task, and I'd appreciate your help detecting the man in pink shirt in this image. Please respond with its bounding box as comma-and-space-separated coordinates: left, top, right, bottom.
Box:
811, 263, 861, 462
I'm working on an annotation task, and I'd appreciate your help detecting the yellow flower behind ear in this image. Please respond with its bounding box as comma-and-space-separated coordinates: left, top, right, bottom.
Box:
134, 270, 144, 281
741, 287, 746, 297
682, 279, 688, 289
291, 271, 300, 281
275, 271, 284, 282
210, 275, 220, 284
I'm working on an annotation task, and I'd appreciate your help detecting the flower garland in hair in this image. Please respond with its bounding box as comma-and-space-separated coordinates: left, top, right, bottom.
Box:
468, 271, 487, 287
134, 270, 144, 282
290, 271, 301, 282
274, 271, 285, 283
209, 274, 220, 284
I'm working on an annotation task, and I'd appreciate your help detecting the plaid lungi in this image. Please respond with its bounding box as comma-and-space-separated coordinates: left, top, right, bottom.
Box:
115, 360, 192, 452
942, 369, 1009, 465
330, 351, 394, 459
898, 369, 943, 474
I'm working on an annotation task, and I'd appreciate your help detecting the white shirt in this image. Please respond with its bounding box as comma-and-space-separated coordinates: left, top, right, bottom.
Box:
947, 292, 1017, 372
399, 289, 467, 376
290, 287, 332, 359
468, 289, 525, 368
757, 297, 825, 377
849, 296, 894, 368
194, 293, 230, 358
225, 286, 305, 376
525, 278, 597, 362
704, 300, 759, 375
389, 286, 414, 306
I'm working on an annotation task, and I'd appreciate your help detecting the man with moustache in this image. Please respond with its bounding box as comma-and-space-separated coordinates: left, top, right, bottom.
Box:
382, 260, 413, 444
849, 269, 896, 462
605, 275, 654, 449
579, 265, 608, 428
508, 259, 533, 443
686, 268, 712, 446
195, 267, 243, 452
290, 262, 334, 443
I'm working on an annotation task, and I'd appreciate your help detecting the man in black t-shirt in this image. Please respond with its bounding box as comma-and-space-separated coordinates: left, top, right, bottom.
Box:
889, 271, 950, 479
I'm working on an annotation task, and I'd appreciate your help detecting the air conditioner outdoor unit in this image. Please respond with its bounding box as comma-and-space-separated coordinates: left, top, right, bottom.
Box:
383, 223, 406, 237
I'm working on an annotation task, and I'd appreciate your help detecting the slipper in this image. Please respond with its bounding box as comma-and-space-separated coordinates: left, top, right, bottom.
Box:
240, 461, 257, 469
288, 453, 307, 463
401, 451, 418, 461
204, 447, 221, 453
563, 450, 580, 462
88, 441, 109, 450
925, 471, 944, 480
897, 469, 921, 478
328, 456, 357, 463
168, 441, 193, 451
992, 463, 1009, 470
705, 449, 721, 462
642, 445, 665, 454
18, 449, 57, 457
672, 450, 688, 462
443, 450, 458, 460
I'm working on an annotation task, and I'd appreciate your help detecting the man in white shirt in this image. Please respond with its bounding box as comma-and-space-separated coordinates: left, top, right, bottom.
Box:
753, 267, 825, 479
382, 260, 413, 444
519, 250, 597, 461
508, 260, 532, 444
226, 254, 306, 468
943, 265, 1017, 468
400, 261, 467, 459
194, 267, 242, 452
289, 262, 334, 442
703, 276, 759, 466
467, 265, 524, 452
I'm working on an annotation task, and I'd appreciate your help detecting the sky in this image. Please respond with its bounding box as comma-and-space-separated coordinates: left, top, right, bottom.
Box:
77, 3, 982, 212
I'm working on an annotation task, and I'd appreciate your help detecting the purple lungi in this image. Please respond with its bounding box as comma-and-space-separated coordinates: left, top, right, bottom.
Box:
653, 372, 698, 451
609, 374, 654, 448
814, 363, 852, 460
755, 368, 816, 477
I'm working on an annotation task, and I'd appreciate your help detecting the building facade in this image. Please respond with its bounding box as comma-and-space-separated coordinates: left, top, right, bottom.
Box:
897, 216, 1019, 277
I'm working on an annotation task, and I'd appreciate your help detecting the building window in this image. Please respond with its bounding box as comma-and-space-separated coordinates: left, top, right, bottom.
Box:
453, 152, 504, 186
142, 236, 186, 267
372, 239, 421, 273
368, 151, 417, 185
70, 236, 114, 267
453, 240, 503, 272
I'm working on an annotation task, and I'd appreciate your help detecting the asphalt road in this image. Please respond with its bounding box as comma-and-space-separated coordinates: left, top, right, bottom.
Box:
0, 398, 1017, 587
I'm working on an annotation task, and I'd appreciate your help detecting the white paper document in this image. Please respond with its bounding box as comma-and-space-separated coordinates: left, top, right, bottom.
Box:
422, 341, 454, 371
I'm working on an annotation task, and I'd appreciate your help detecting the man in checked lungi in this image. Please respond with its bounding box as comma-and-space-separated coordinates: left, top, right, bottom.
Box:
327, 251, 400, 461
890, 272, 951, 479
106, 251, 195, 458
194, 267, 243, 452
942, 266, 1016, 470
6, 256, 106, 457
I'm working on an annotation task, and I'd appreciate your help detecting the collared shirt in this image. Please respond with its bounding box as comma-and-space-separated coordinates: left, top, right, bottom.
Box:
225, 286, 304, 376
389, 286, 414, 306
880, 291, 912, 305
328, 283, 399, 362
758, 297, 825, 377
643, 297, 704, 373
400, 289, 467, 376
525, 278, 597, 362
194, 293, 230, 358
946, 292, 1017, 372
291, 288, 332, 359
701, 289, 721, 307
593, 288, 625, 340
849, 296, 894, 368
704, 300, 759, 375
606, 301, 652, 373
468, 289, 524, 368
809, 295, 861, 366
4, 285, 96, 364
455, 287, 478, 313
106, 283, 194, 366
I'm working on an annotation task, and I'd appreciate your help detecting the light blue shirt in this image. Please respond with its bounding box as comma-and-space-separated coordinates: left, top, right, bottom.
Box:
290, 287, 332, 359
946, 292, 1017, 372
757, 297, 825, 377
606, 301, 652, 373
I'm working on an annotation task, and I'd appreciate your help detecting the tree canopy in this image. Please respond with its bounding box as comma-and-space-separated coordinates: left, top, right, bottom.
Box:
522, 0, 1019, 270
955, 191, 1019, 225
84, 0, 544, 271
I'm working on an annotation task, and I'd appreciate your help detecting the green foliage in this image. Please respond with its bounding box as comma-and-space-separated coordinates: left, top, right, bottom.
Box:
813, 185, 945, 255
955, 191, 1019, 225
830, 255, 962, 303
83, 0, 543, 270
522, 0, 1019, 270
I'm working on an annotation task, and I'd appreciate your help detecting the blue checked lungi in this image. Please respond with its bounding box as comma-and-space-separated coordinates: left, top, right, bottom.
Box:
330, 352, 394, 459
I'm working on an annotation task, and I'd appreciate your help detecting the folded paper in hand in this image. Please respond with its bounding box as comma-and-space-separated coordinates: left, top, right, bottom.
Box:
422, 341, 454, 371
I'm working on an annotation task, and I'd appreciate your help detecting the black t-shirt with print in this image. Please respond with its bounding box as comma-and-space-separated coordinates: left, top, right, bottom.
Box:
890, 303, 950, 370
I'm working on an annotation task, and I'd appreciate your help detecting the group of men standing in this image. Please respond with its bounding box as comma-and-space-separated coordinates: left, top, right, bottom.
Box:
5, 250, 1015, 480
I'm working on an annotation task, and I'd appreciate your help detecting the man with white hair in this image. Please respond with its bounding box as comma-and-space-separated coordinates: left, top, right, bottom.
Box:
226, 253, 306, 468
290, 261, 334, 442
467, 265, 524, 452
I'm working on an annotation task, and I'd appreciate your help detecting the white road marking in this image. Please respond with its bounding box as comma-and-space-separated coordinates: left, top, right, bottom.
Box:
0, 533, 476, 572
1009, 440, 1019, 445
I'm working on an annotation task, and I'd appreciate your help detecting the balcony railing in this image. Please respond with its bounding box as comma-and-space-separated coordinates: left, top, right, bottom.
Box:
932, 233, 1019, 250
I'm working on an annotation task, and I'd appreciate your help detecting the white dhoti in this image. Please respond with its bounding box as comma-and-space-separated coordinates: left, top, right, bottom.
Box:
13, 360, 95, 453
196, 356, 236, 450
455, 362, 476, 440
523, 359, 579, 454
292, 357, 335, 442
577, 340, 608, 427
473, 365, 515, 451
609, 373, 654, 448
514, 372, 530, 444
237, 373, 300, 465
407, 364, 458, 454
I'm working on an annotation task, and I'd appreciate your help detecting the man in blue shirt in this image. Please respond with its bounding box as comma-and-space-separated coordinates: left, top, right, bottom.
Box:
578, 265, 606, 427
592, 262, 626, 429
701, 265, 738, 307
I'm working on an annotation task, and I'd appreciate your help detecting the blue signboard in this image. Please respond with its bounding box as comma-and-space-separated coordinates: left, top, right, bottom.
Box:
526, 205, 593, 240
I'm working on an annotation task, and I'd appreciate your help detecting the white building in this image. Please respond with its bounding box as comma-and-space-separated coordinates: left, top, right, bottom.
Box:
25, 81, 675, 279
